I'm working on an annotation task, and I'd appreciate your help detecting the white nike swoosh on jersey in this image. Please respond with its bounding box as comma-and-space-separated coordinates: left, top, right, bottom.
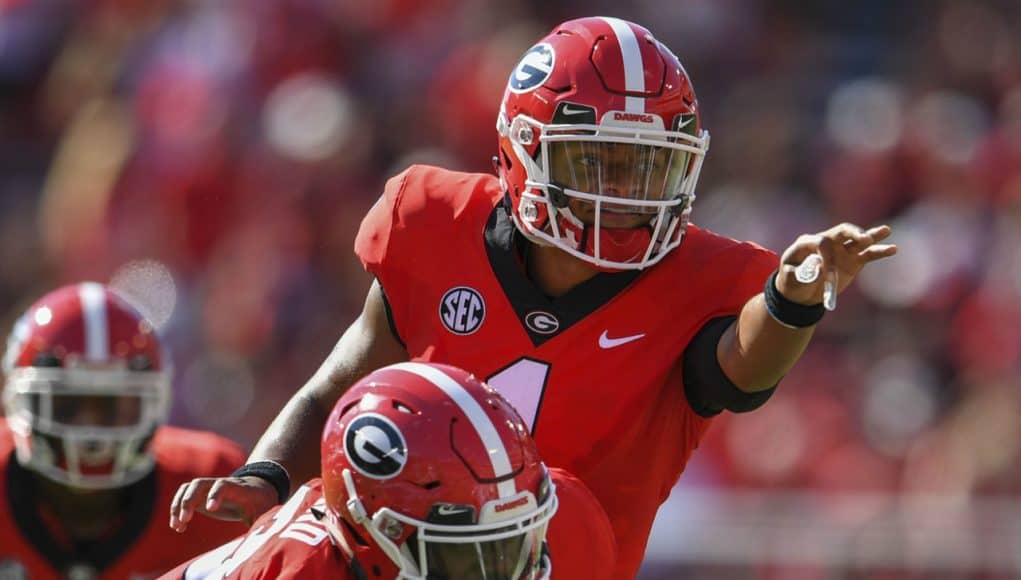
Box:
598, 331, 646, 349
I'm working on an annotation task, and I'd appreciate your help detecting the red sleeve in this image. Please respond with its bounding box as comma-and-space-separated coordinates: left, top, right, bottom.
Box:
223, 537, 346, 580
725, 241, 779, 311
679, 241, 780, 417
545, 468, 617, 580
354, 167, 413, 280
674, 226, 779, 324
156, 539, 243, 580
354, 166, 415, 341
159, 482, 349, 580
352, 164, 499, 351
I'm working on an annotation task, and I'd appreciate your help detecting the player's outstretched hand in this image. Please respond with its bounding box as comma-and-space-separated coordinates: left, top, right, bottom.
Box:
775, 223, 897, 306
170, 475, 279, 532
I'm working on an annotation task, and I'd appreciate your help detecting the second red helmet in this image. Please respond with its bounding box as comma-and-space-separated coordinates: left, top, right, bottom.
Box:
320, 362, 557, 579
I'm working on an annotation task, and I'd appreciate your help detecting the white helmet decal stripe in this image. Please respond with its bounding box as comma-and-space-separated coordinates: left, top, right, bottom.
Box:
79, 283, 109, 362
389, 362, 518, 498
601, 17, 645, 113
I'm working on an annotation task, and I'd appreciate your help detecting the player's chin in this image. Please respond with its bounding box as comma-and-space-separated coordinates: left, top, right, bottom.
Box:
569, 205, 651, 229
588, 213, 652, 229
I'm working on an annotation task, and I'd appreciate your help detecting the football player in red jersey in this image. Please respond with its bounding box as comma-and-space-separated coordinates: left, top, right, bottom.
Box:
160, 362, 615, 579
0, 283, 247, 579
170, 17, 897, 578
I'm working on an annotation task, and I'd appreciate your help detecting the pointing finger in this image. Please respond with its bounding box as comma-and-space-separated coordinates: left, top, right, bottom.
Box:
865, 225, 892, 242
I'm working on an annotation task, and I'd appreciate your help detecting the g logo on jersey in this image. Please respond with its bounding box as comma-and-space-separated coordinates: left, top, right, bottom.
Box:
508, 44, 555, 94
525, 311, 559, 335
344, 414, 408, 480
440, 287, 485, 335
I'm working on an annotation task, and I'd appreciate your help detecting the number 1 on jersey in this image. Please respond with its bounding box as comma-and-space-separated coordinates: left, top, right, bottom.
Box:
486, 357, 551, 433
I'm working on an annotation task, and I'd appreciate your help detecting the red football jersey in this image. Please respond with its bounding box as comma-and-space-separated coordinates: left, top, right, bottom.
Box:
159, 480, 344, 580
544, 468, 617, 579
0, 419, 247, 579
355, 165, 778, 577
161, 469, 614, 580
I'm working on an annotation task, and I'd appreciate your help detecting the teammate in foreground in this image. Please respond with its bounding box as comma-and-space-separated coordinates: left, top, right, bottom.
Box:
161, 362, 615, 579
0, 283, 246, 579
170, 17, 897, 577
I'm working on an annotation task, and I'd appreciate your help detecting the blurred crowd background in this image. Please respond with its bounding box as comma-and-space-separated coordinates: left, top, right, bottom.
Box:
1, 0, 1020, 577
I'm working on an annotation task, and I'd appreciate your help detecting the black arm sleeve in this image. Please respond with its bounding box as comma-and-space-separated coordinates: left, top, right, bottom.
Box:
683, 316, 777, 418
377, 282, 406, 349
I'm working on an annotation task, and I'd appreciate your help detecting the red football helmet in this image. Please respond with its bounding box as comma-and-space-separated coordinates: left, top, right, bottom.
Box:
497, 17, 709, 270
321, 362, 557, 580
2, 283, 170, 489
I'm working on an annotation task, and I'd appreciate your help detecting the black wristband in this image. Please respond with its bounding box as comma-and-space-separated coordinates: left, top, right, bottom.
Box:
763, 270, 825, 328
231, 461, 291, 505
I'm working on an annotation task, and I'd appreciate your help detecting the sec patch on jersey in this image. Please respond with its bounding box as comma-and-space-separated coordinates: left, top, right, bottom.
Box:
438, 286, 485, 335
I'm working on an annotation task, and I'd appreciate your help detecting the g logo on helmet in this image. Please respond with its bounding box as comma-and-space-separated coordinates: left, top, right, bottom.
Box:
344, 414, 408, 480
508, 43, 555, 94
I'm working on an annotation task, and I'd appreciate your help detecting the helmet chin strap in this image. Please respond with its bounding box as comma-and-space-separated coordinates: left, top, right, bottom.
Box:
342, 468, 368, 524
342, 469, 424, 578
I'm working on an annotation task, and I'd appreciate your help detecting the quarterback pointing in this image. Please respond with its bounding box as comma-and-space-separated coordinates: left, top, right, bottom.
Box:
170, 16, 896, 578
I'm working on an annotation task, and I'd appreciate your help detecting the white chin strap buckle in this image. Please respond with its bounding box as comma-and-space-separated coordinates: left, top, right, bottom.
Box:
342, 468, 369, 523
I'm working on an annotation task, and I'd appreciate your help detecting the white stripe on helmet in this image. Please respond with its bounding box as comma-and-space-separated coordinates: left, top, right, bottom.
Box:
79, 283, 109, 362
601, 17, 645, 113
389, 362, 517, 498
